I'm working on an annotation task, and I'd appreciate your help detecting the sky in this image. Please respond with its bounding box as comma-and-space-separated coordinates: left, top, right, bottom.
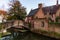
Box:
0, 0, 60, 14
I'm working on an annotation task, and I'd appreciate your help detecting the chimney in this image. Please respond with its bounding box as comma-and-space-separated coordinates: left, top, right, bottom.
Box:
38, 3, 42, 8
56, 0, 58, 6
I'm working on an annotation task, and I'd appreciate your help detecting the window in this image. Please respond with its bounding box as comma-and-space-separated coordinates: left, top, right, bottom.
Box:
41, 21, 44, 27
36, 16, 38, 19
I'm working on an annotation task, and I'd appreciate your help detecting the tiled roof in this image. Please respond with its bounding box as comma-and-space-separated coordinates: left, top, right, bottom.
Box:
28, 8, 39, 16
28, 5, 60, 16
0, 10, 7, 15
43, 5, 60, 15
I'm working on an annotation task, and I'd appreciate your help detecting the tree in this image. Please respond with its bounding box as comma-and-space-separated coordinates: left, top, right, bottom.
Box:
7, 0, 27, 20
0, 23, 2, 31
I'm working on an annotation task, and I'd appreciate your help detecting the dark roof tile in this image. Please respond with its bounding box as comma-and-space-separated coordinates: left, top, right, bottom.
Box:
28, 5, 60, 16
28, 8, 39, 16
43, 5, 60, 15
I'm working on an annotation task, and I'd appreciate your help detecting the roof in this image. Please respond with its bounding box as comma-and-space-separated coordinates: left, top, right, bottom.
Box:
43, 5, 60, 15
28, 5, 60, 16
0, 10, 7, 15
28, 8, 39, 16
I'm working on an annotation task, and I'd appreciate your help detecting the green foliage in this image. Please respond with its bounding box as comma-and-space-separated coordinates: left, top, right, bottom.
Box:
28, 23, 31, 28
49, 22, 60, 24
7, 0, 27, 20
0, 23, 2, 30
0, 33, 2, 38
56, 16, 60, 19
56, 16, 60, 22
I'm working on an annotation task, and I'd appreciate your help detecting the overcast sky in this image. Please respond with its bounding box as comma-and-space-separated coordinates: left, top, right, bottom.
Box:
0, 0, 60, 14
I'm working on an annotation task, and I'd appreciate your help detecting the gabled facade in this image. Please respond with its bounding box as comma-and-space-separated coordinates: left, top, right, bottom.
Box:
27, 4, 49, 30
27, 4, 60, 22
24, 0, 60, 38
26, 0, 60, 32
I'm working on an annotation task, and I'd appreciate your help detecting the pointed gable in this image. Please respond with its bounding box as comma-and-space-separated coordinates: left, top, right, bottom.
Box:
34, 8, 45, 18
28, 4, 60, 17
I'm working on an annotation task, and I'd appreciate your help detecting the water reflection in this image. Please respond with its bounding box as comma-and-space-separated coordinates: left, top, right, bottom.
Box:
2, 31, 59, 40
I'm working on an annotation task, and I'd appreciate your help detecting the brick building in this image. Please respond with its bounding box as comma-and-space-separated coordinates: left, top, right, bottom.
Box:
26, 0, 60, 33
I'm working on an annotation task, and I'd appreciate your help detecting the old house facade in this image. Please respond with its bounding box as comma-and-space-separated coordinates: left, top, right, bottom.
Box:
26, 0, 60, 36
27, 3, 49, 31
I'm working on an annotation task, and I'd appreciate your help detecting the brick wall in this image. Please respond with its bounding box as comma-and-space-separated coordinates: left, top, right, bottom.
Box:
49, 24, 60, 33
33, 19, 48, 31
34, 9, 45, 18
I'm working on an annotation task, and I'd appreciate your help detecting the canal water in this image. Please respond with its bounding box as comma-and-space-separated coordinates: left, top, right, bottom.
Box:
1, 31, 59, 40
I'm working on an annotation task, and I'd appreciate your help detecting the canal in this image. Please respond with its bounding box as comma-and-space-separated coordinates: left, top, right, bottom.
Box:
1, 31, 59, 40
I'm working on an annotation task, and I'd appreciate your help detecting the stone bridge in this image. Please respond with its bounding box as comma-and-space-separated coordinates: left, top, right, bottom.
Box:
0, 20, 28, 33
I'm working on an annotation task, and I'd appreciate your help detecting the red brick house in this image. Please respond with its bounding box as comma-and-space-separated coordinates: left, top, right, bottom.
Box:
26, 0, 60, 34
27, 3, 48, 31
